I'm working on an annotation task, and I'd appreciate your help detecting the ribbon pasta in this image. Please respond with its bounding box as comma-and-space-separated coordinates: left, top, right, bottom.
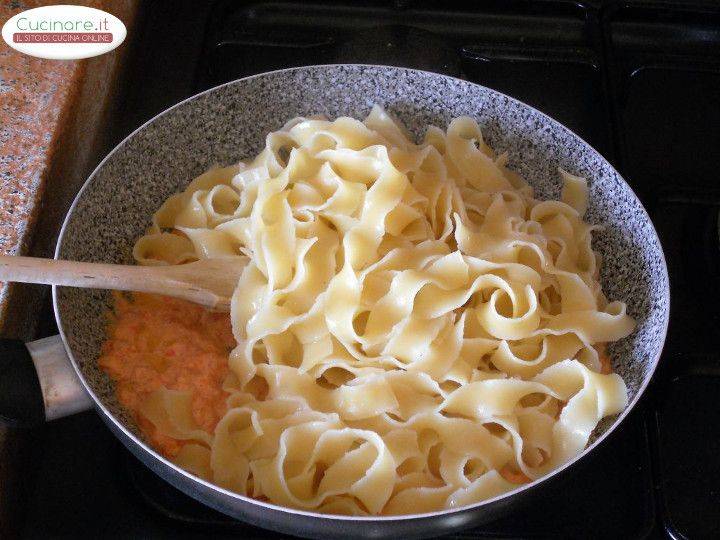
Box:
130, 106, 634, 515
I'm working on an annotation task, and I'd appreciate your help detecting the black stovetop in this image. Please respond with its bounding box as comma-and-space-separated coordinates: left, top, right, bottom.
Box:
10, 1, 720, 538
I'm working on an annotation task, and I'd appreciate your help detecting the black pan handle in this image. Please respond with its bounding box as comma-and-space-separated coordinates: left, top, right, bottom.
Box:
0, 335, 92, 428
0, 339, 45, 427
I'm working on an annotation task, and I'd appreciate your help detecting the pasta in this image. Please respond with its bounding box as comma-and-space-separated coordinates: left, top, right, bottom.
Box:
102, 105, 635, 515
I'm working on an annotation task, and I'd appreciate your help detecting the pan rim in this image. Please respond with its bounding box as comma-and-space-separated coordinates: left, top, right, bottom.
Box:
52, 63, 670, 523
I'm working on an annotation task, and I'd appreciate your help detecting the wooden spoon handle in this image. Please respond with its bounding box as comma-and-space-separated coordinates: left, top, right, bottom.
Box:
0, 255, 236, 310
0, 255, 171, 295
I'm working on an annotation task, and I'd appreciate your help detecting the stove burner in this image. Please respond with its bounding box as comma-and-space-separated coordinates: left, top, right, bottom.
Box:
336, 25, 460, 76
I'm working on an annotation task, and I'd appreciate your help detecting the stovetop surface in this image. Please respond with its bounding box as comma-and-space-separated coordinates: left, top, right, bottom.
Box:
9, 1, 720, 538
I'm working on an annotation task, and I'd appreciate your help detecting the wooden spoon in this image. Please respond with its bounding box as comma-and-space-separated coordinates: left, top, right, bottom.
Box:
0, 255, 249, 311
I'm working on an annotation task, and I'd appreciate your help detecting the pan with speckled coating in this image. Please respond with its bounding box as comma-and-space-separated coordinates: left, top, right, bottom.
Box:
4, 65, 671, 539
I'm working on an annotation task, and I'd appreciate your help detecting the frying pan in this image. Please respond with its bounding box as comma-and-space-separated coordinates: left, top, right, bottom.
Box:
0, 65, 669, 538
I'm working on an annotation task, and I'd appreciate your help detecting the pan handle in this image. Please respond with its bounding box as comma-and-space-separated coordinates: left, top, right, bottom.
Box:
0, 335, 92, 427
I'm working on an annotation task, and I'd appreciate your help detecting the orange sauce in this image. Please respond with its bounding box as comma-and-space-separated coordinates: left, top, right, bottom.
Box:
499, 465, 531, 484
597, 342, 612, 375
98, 292, 235, 457
97, 293, 617, 470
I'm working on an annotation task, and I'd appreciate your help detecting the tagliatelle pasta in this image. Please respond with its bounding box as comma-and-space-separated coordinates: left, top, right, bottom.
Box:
100, 105, 635, 516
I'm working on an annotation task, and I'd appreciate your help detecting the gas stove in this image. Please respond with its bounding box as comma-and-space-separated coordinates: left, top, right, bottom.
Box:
6, 1, 720, 538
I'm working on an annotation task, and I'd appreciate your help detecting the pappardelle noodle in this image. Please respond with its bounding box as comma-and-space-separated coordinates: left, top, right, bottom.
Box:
99, 106, 635, 516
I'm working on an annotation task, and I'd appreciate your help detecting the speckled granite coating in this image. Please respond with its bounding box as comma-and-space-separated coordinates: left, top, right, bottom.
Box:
54, 65, 669, 520
0, 1, 81, 318
0, 0, 135, 338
